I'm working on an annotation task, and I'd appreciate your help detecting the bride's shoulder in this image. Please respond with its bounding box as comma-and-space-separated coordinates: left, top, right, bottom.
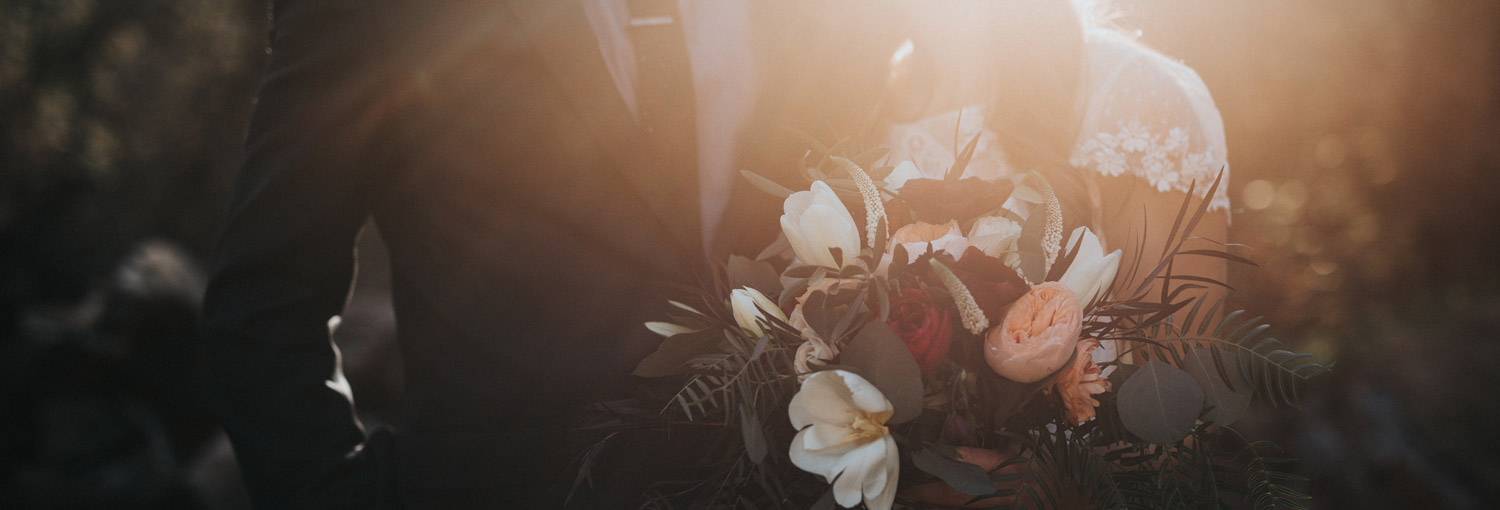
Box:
1071, 27, 1231, 212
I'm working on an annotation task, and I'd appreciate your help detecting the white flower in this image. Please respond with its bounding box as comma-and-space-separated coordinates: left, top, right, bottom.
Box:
890, 220, 968, 264
730, 287, 788, 337
793, 332, 838, 376
883, 160, 923, 190
1057, 227, 1121, 308
789, 370, 900, 510
967, 215, 1024, 268
781, 181, 862, 269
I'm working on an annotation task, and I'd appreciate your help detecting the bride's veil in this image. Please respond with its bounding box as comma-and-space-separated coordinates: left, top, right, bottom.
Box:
1069, 25, 1233, 213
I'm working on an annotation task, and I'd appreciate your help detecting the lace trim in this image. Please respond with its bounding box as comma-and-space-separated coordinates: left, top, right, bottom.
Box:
1069, 119, 1230, 212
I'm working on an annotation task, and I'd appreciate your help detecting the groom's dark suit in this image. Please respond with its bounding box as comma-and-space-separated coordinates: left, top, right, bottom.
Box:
202, 0, 771, 507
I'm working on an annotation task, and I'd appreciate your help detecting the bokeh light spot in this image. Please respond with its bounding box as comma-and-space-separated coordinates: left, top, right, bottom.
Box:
1243, 179, 1276, 210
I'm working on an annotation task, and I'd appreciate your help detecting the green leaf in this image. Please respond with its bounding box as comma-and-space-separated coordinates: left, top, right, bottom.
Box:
631, 329, 722, 377
739, 403, 767, 464
1013, 174, 1056, 284
911, 447, 998, 497
841, 322, 924, 424
739, 169, 794, 198
985, 347, 1077, 424
1117, 361, 1205, 444
810, 488, 836, 510
1182, 345, 1253, 426
727, 255, 781, 298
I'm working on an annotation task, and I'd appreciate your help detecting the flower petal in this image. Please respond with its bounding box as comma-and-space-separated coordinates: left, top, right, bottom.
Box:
789, 428, 851, 478
800, 205, 860, 267
788, 371, 856, 429
801, 422, 853, 451
748, 287, 789, 322
836, 371, 893, 415
644, 321, 698, 337
884, 161, 922, 190
830, 440, 888, 508
866, 436, 900, 510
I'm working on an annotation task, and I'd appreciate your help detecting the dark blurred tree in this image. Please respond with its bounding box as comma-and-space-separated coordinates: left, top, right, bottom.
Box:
0, 0, 269, 337
1122, 0, 1500, 349
1119, 1, 1500, 507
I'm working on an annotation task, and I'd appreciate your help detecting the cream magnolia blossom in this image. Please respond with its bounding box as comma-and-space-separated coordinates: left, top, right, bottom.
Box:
883, 160, 923, 190
730, 287, 788, 337
967, 215, 1024, 269
789, 370, 900, 510
781, 181, 862, 269
890, 220, 969, 264
1057, 226, 1122, 308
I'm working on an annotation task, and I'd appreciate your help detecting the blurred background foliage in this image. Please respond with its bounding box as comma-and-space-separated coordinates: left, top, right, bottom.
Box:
0, 0, 1496, 508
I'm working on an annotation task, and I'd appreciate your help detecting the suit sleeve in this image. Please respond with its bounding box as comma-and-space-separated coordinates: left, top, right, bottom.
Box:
202, 1, 396, 506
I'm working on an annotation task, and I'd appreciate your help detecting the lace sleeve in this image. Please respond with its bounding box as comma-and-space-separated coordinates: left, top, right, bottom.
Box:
1069, 29, 1231, 212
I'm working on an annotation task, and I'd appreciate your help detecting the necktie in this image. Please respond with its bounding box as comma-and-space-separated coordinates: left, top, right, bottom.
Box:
627, 0, 701, 251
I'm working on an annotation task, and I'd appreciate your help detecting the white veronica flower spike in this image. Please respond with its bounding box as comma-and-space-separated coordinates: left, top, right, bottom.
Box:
1058, 226, 1122, 308
788, 370, 900, 510
781, 181, 862, 269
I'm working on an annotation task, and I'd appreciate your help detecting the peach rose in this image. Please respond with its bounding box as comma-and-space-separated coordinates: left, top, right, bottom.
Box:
984, 282, 1081, 383
1049, 337, 1112, 424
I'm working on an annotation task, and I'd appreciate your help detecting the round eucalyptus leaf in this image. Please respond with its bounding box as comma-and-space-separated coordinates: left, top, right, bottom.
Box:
841, 322, 924, 424
1181, 345, 1253, 426
1117, 361, 1204, 444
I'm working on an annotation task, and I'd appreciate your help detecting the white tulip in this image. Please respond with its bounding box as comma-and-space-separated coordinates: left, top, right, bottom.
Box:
781, 181, 862, 269
730, 287, 788, 337
967, 215, 1024, 268
1058, 226, 1121, 308
788, 370, 900, 510
883, 160, 923, 190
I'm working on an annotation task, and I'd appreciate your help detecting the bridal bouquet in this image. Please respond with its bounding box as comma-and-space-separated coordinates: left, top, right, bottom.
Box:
620, 138, 1328, 509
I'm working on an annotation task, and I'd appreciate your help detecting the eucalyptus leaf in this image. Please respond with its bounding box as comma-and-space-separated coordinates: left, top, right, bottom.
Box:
1182, 345, 1253, 425
739, 403, 767, 464
810, 488, 836, 510
841, 322, 924, 424
911, 447, 998, 497
756, 233, 791, 261
1014, 190, 1050, 284
739, 169, 793, 198
631, 329, 722, 377
802, 291, 837, 342
985, 348, 1076, 424
727, 255, 781, 298
1117, 360, 1205, 444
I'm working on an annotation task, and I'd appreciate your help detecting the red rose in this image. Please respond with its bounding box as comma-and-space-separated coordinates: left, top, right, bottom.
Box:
886, 288, 954, 373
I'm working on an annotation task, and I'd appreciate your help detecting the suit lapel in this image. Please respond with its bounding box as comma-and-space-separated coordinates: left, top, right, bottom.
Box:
503, 0, 703, 257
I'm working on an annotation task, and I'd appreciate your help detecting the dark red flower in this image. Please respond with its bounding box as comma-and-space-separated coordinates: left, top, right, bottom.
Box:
886, 288, 954, 373
949, 247, 1030, 322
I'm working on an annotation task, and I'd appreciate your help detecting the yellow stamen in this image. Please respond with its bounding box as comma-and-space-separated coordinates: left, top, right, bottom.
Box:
840, 409, 893, 446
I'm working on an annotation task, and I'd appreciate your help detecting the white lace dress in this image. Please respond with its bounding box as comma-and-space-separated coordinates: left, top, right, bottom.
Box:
884, 28, 1232, 213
